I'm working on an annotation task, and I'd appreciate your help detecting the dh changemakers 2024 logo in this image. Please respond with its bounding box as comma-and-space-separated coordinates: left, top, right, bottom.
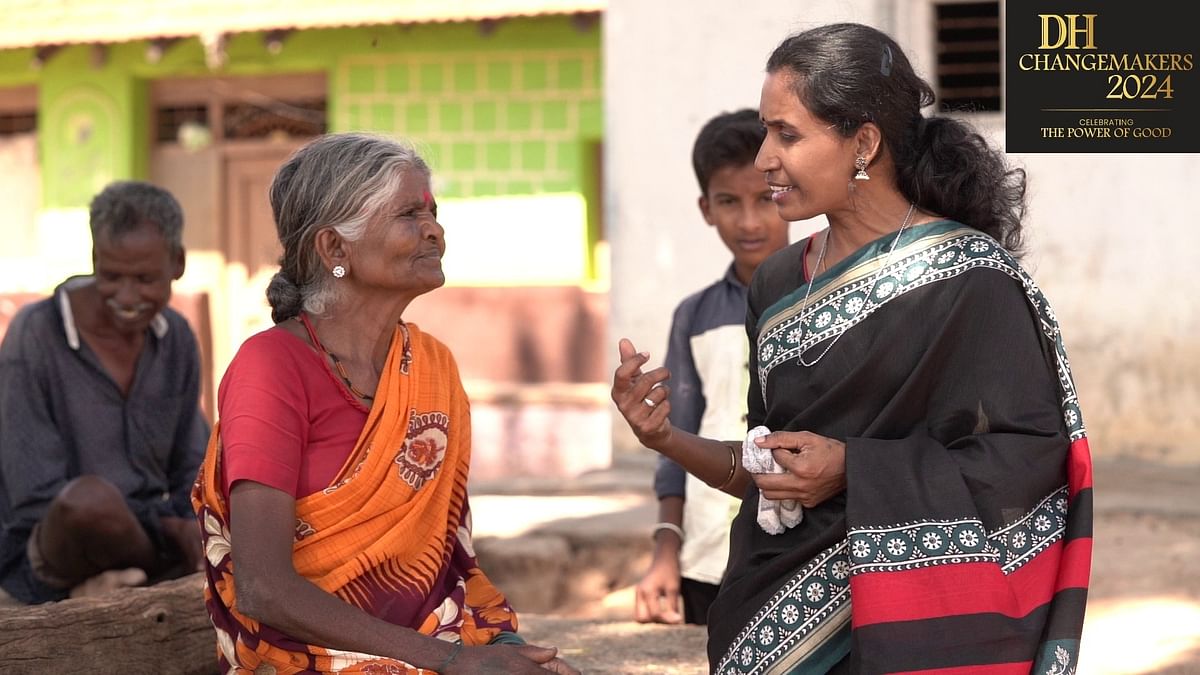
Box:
1005, 0, 1197, 152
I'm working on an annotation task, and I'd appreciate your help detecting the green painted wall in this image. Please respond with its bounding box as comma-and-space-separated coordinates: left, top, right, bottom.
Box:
0, 48, 37, 87
2, 15, 602, 209
333, 44, 602, 199
36, 46, 144, 208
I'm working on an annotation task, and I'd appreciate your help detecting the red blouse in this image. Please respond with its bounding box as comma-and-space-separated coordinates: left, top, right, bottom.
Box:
217, 325, 369, 499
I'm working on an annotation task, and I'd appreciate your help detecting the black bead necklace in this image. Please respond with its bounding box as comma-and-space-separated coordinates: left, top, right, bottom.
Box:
325, 349, 374, 401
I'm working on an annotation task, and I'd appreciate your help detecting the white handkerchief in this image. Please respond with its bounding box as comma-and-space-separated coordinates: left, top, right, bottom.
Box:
742, 425, 804, 535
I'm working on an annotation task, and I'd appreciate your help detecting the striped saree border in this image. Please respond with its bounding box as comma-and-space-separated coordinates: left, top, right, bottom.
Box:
714, 542, 851, 675
756, 225, 1085, 442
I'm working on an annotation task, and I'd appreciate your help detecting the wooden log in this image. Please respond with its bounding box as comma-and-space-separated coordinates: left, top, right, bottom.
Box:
0, 574, 216, 675
0, 572, 712, 674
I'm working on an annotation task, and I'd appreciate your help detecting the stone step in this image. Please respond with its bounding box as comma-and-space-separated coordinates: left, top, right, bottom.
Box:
472, 489, 657, 615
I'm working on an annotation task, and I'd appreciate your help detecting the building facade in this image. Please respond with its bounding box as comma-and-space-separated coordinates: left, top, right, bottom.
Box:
0, 1, 611, 479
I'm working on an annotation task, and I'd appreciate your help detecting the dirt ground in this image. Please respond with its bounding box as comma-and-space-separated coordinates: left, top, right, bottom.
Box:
1083, 511, 1200, 674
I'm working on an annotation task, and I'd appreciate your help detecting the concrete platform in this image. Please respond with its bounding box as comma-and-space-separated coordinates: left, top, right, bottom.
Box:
471, 452, 658, 615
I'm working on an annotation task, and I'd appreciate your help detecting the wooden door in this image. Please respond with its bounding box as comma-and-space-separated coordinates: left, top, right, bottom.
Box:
222, 143, 305, 339
149, 73, 325, 417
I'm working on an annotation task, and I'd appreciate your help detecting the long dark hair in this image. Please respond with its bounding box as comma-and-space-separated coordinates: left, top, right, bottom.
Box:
767, 23, 1026, 254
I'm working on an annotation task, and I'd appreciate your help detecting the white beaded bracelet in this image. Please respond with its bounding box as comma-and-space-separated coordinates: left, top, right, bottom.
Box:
652, 522, 686, 542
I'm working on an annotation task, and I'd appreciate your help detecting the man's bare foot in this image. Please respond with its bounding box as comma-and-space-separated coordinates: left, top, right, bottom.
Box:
69, 568, 148, 599
0, 586, 21, 607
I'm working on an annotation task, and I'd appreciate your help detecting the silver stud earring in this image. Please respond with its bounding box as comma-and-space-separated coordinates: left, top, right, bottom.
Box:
854, 156, 870, 181
332, 265, 346, 278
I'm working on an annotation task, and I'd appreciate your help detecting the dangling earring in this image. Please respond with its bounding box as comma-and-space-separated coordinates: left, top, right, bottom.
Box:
332, 265, 346, 278
854, 156, 871, 181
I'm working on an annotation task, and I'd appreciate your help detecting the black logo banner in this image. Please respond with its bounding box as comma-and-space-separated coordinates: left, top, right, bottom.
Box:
1005, 0, 1197, 152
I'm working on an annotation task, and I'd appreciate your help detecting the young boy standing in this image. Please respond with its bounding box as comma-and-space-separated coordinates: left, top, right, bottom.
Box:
635, 109, 790, 625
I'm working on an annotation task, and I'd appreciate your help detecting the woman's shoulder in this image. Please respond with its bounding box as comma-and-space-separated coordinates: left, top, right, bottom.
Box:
404, 323, 462, 374
406, 323, 454, 355
748, 238, 811, 304
933, 252, 1040, 325
909, 220, 1030, 292
228, 324, 318, 375
242, 322, 307, 350
217, 325, 324, 412
759, 237, 810, 276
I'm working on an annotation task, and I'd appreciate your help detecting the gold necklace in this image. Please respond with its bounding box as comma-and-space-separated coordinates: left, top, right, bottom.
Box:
798, 203, 915, 367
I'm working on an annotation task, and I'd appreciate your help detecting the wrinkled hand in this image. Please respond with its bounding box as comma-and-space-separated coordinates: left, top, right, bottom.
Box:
159, 515, 204, 572
634, 549, 683, 624
611, 338, 673, 451
749, 431, 846, 508
446, 644, 579, 674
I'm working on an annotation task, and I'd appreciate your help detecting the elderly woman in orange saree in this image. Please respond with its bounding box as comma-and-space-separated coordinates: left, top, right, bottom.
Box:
192, 133, 578, 675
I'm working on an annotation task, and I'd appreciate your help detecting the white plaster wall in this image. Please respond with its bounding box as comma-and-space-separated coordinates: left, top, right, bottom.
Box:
605, 0, 1200, 462
606, 0, 883, 354
1019, 155, 1200, 463
605, 0, 891, 450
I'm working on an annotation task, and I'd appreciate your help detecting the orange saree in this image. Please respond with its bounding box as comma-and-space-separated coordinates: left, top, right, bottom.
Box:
192, 322, 517, 673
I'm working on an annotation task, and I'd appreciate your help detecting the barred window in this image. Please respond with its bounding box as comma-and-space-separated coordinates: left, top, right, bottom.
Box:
0, 111, 35, 136
153, 88, 326, 144
156, 105, 208, 143
223, 99, 326, 140
935, 1, 1001, 112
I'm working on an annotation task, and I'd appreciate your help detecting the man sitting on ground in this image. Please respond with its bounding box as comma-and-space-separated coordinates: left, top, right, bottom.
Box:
0, 181, 208, 604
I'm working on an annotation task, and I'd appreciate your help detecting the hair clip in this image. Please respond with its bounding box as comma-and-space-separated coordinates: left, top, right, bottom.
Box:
880, 44, 894, 76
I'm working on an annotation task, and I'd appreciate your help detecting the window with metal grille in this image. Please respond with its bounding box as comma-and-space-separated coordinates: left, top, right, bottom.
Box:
0, 112, 35, 136
156, 105, 209, 143
223, 99, 326, 140
935, 1, 1001, 112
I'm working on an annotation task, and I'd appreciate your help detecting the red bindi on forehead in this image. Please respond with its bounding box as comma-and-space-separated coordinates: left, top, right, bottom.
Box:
423, 189, 433, 208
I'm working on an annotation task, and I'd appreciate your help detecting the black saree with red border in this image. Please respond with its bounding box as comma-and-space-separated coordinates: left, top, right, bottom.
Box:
708, 221, 1092, 675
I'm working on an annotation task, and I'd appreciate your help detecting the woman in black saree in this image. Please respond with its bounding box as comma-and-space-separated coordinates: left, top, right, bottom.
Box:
612, 23, 1092, 675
